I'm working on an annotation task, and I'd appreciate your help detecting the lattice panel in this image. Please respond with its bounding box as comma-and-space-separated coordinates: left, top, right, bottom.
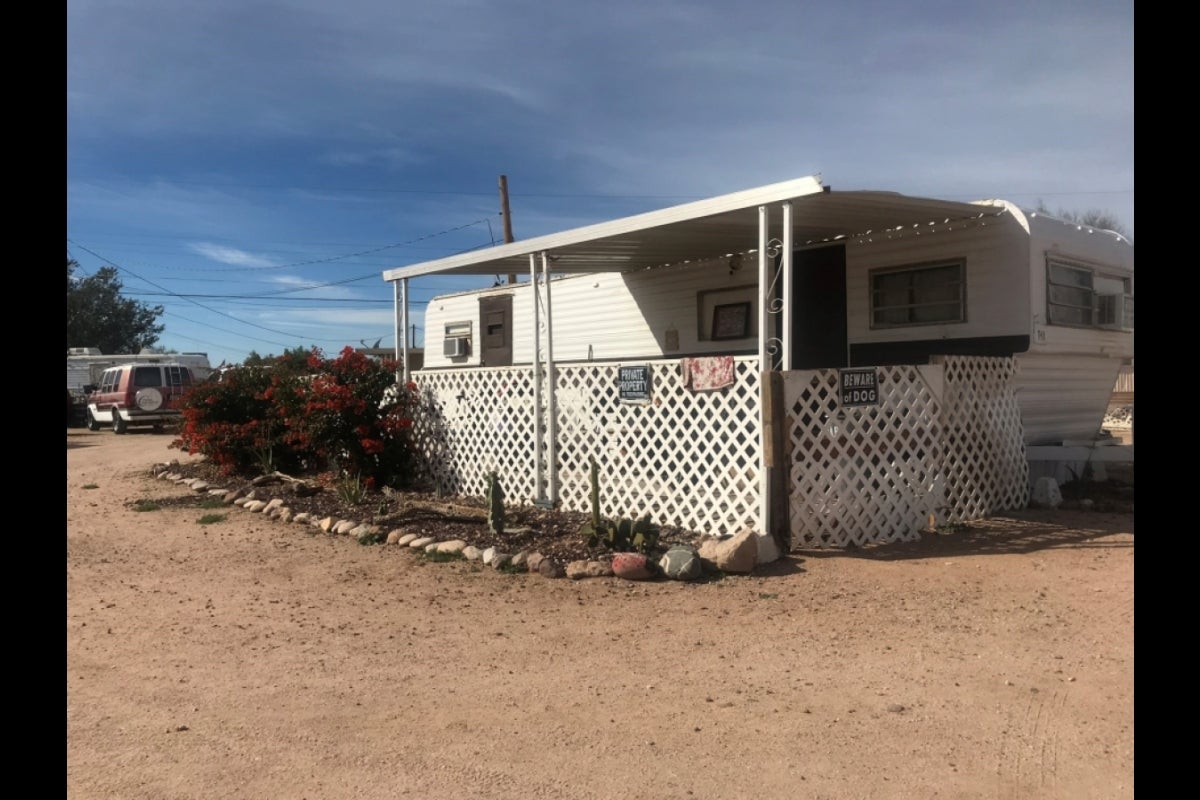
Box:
411, 359, 761, 536
410, 366, 539, 501
937, 356, 1029, 520
554, 358, 761, 536
785, 367, 944, 549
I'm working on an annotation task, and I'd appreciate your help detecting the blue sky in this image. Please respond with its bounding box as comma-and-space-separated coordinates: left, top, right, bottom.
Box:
67, 0, 1134, 368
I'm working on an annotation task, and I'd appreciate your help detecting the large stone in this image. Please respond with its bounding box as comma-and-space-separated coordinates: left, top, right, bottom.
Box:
1032, 477, 1063, 509
755, 534, 781, 565
585, 561, 613, 578
525, 553, 545, 573
566, 560, 591, 580
611, 552, 656, 581
318, 517, 336, 532
408, 536, 435, 549
334, 520, 359, 535
462, 546, 483, 561
659, 545, 703, 581
244, 500, 268, 513
537, 558, 565, 578
698, 528, 758, 574
436, 540, 467, 554
395, 532, 419, 546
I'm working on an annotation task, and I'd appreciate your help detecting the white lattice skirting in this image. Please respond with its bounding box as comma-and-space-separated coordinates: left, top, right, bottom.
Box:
411, 355, 1027, 549
785, 356, 1028, 549
411, 358, 761, 536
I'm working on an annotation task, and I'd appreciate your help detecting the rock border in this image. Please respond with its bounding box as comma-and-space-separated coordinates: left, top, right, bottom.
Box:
148, 461, 752, 582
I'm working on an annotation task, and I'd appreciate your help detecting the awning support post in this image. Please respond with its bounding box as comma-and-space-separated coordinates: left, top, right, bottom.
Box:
399, 278, 410, 385
758, 205, 770, 535
541, 252, 558, 505
530, 253, 545, 504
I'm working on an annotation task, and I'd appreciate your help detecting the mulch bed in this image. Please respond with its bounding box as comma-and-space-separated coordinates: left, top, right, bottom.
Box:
146, 458, 701, 564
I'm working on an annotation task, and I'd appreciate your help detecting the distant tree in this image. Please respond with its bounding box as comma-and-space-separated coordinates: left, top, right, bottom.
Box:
67, 258, 165, 353
1035, 201, 1131, 241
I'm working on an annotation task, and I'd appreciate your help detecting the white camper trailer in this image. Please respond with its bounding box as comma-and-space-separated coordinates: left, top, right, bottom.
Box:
382, 177, 1130, 547
414, 191, 1131, 446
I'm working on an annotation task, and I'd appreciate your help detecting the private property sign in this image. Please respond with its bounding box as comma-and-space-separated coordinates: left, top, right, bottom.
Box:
839, 367, 879, 407
618, 365, 651, 403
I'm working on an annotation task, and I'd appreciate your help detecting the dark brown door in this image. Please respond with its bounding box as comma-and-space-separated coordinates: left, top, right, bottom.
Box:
479, 295, 513, 367
790, 245, 848, 369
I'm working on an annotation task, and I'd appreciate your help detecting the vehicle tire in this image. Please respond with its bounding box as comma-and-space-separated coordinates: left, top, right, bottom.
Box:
86, 409, 101, 431
113, 411, 128, 434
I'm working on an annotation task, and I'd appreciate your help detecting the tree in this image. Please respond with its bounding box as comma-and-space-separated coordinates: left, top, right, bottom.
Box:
67, 258, 165, 353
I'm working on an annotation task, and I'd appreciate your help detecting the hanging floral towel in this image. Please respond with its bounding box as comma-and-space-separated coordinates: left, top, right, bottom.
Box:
681, 356, 735, 391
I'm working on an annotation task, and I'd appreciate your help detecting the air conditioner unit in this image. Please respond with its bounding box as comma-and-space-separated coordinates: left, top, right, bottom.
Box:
443, 337, 468, 358
1095, 294, 1134, 331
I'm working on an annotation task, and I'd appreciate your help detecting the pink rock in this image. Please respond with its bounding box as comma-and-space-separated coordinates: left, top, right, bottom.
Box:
611, 552, 655, 581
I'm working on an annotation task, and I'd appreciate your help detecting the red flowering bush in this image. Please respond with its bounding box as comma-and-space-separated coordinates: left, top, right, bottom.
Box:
172, 346, 419, 489
170, 358, 314, 475
278, 347, 418, 489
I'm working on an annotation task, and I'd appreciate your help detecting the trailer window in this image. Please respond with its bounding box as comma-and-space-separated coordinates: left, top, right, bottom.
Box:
870, 261, 965, 328
1046, 257, 1133, 331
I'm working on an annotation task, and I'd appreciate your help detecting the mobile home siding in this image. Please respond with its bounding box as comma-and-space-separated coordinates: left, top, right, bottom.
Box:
1012, 353, 1122, 445
423, 257, 757, 368
844, 218, 1031, 349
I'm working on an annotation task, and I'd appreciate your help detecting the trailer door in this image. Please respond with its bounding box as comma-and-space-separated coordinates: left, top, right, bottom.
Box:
479, 295, 513, 367
790, 245, 848, 369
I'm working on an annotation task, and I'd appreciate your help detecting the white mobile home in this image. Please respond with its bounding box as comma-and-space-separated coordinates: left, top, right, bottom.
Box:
382, 176, 1131, 549
415, 187, 1132, 446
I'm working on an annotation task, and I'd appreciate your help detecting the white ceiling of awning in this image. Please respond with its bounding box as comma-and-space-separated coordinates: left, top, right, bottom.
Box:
381, 176, 1008, 282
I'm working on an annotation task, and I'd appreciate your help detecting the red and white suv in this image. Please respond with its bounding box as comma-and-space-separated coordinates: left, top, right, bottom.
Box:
85, 363, 196, 433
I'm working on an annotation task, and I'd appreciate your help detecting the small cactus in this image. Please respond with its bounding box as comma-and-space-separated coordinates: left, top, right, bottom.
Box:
486, 471, 505, 534
578, 456, 660, 554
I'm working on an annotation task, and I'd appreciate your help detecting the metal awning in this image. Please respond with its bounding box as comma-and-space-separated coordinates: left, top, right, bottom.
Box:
381, 175, 1006, 282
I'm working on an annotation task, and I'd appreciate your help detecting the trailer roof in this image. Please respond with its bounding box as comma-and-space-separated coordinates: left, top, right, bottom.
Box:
381, 175, 1009, 282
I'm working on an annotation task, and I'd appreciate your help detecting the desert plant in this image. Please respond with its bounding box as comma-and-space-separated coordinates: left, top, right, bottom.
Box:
579, 458, 660, 553
336, 472, 368, 506
356, 529, 387, 545
487, 471, 505, 534
197, 513, 226, 525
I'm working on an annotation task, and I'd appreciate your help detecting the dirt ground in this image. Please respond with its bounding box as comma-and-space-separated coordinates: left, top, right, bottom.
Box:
67, 428, 1133, 800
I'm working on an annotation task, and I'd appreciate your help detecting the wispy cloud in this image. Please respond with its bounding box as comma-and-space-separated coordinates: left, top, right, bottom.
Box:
190, 243, 278, 268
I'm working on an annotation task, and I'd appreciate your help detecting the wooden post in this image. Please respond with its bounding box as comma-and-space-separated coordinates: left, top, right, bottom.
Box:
761, 370, 791, 554
499, 175, 516, 284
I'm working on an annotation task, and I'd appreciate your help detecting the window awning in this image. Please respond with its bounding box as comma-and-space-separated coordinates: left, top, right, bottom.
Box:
381, 175, 1008, 282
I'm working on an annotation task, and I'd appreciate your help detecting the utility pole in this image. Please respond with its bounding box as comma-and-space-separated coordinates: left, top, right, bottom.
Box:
499, 175, 517, 284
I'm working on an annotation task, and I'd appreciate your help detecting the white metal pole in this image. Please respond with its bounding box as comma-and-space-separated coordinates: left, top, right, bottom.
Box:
758, 205, 768, 368
782, 202, 793, 372
393, 280, 402, 383
400, 278, 410, 385
758, 204, 769, 535
541, 252, 558, 505
530, 253, 544, 504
